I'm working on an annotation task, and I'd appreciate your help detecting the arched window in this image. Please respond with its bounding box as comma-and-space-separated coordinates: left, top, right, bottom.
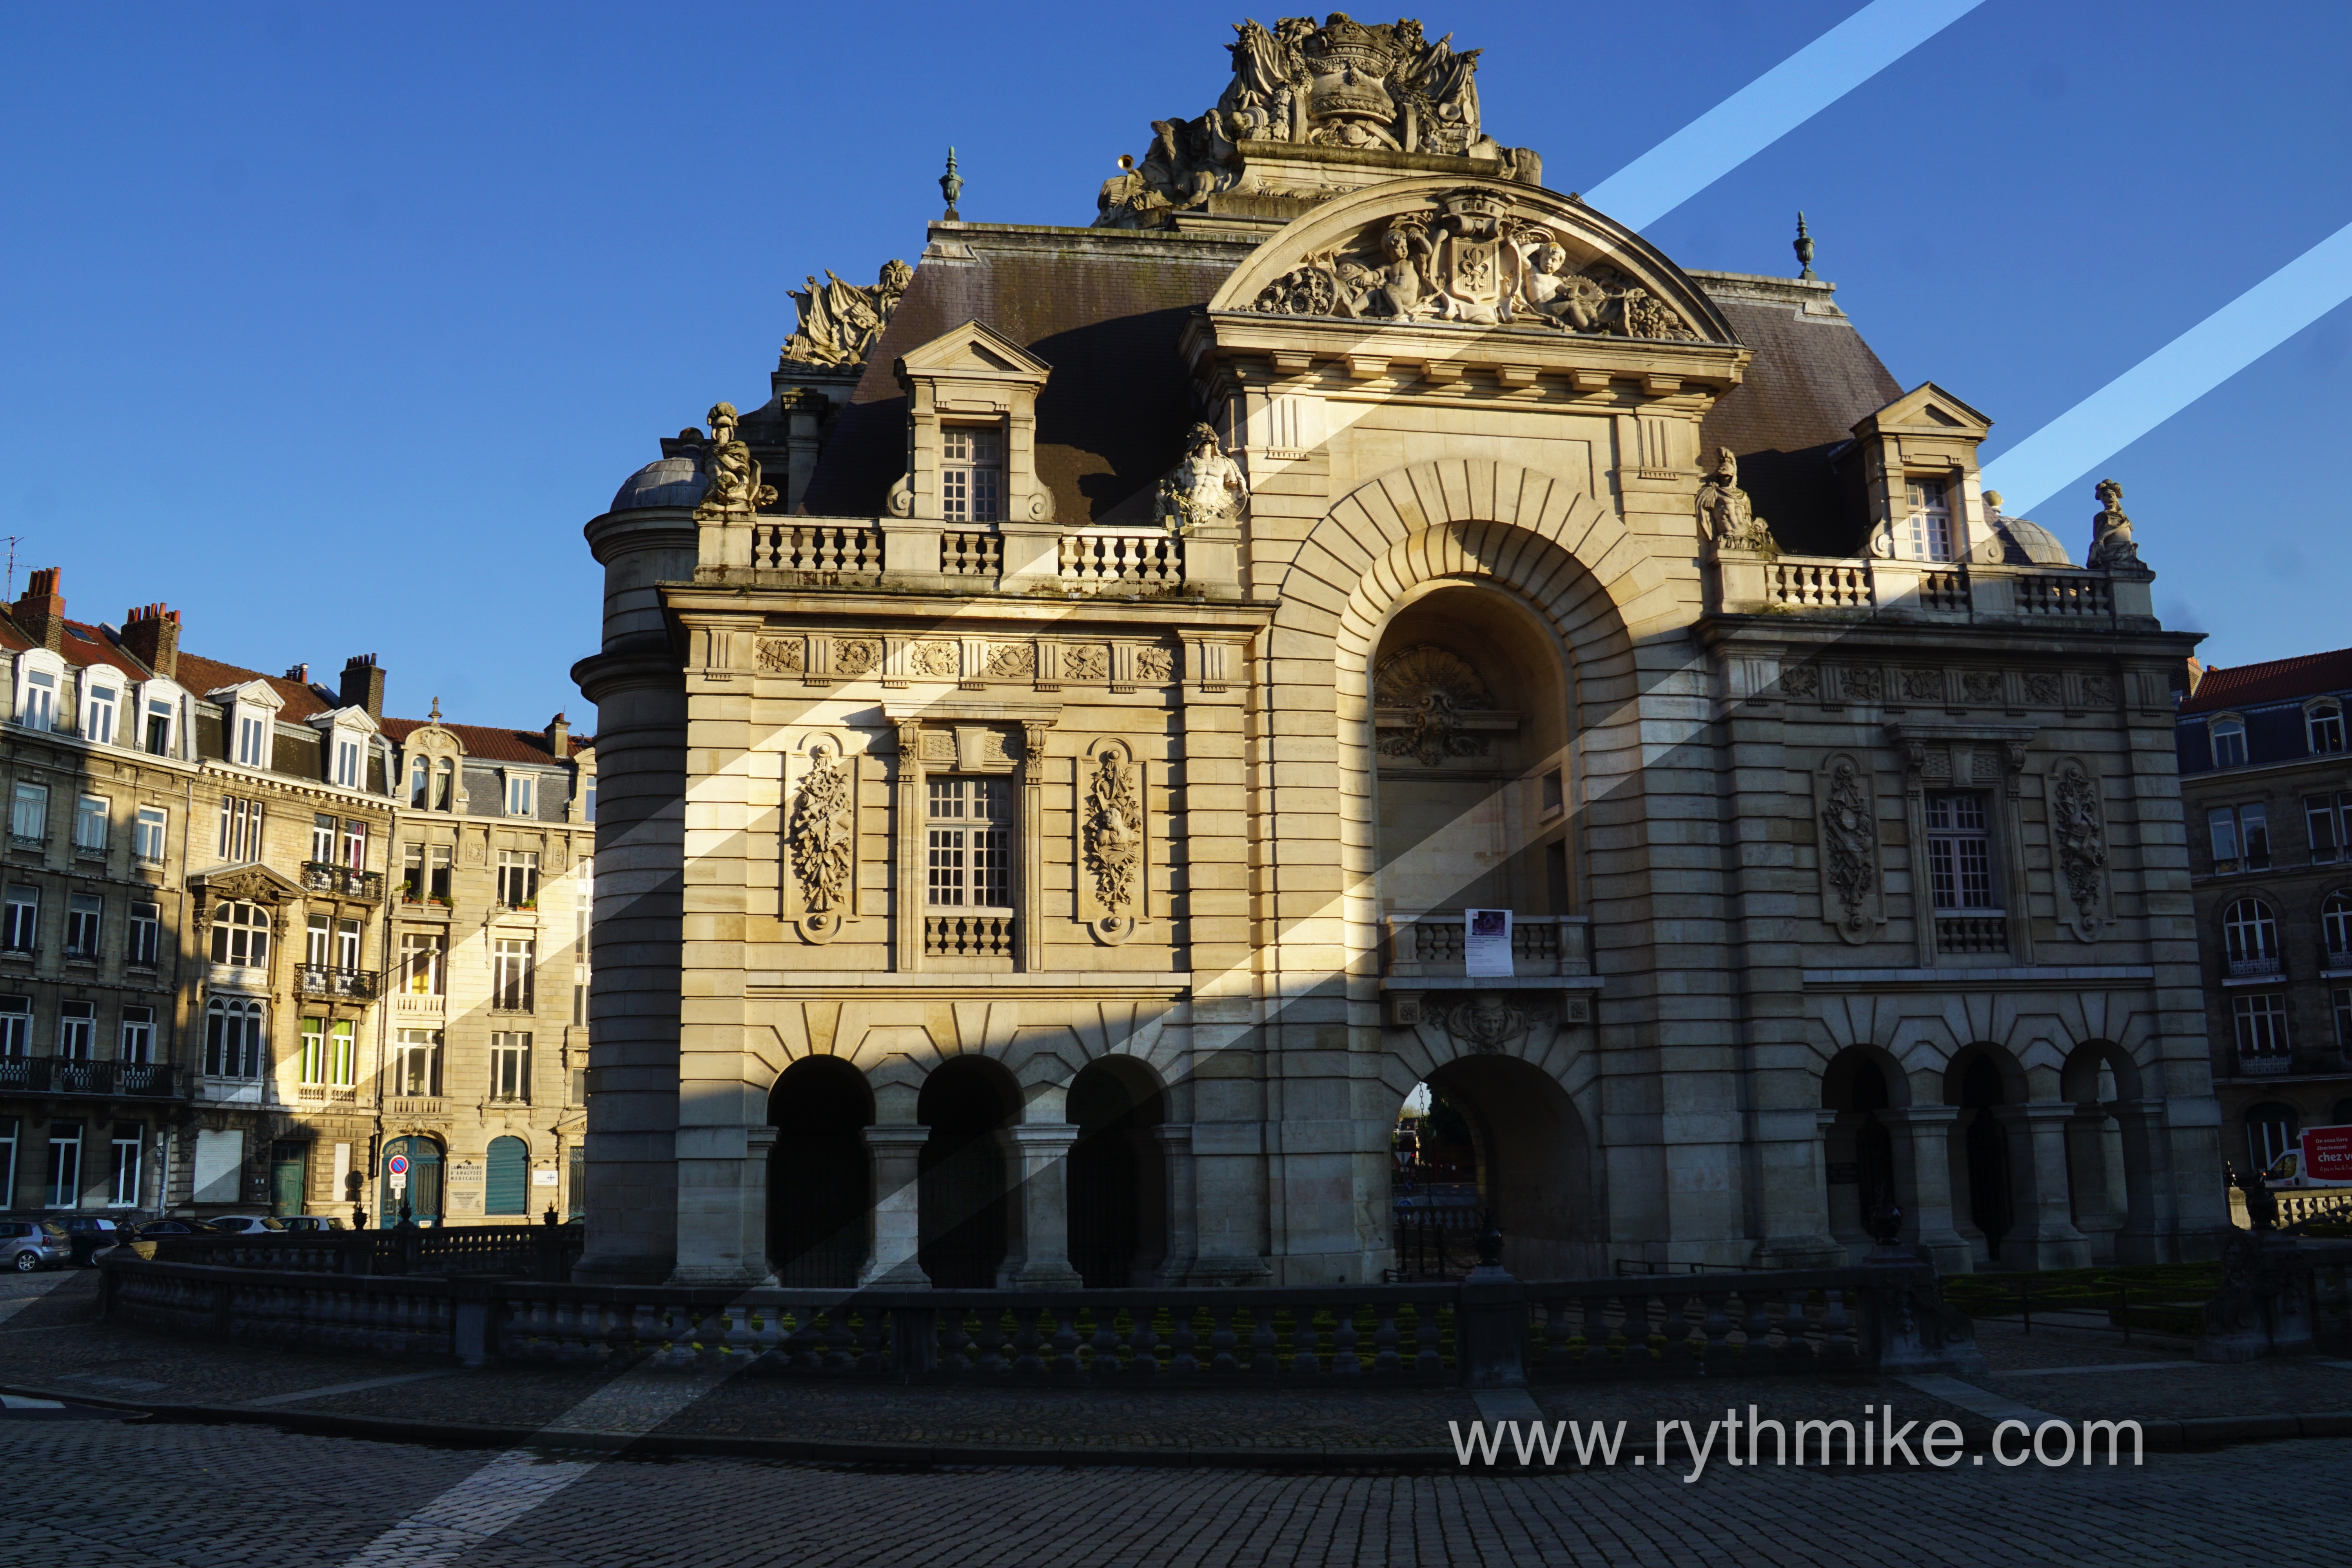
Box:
2246, 1103, 2298, 1172
2325, 893, 2352, 961
209, 901, 270, 968
2310, 701, 2347, 756
434, 758, 454, 812
203, 997, 266, 1078
485, 1136, 529, 1216
2210, 716, 2248, 768
408, 754, 430, 807
2223, 897, 2280, 969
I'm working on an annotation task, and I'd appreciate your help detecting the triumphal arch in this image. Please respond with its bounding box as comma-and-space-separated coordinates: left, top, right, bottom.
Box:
572, 15, 2228, 1287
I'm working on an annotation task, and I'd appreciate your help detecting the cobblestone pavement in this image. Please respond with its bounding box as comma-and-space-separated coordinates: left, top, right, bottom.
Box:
0, 1414, 2348, 1566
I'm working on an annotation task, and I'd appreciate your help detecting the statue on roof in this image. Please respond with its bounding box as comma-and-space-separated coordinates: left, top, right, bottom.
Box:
1094, 16, 1540, 229
1698, 448, 1775, 555
691, 403, 776, 521
780, 260, 912, 368
2086, 477, 2143, 571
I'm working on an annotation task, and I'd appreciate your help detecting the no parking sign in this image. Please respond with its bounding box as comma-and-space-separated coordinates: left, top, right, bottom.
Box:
388, 1152, 409, 1191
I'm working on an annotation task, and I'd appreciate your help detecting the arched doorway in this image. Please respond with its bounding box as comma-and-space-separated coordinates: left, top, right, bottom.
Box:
2059, 1042, 2144, 1264
1949, 1051, 2015, 1265
1821, 1048, 1902, 1252
1399, 1055, 1597, 1279
381, 1136, 442, 1227
767, 1057, 873, 1287
918, 1056, 1019, 1288
485, 1136, 530, 1217
1370, 585, 1575, 924
1065, 1058, 1167, 1287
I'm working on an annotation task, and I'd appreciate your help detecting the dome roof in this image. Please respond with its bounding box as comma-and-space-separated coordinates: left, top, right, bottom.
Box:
609, 455, 707, 513
1985, 514, 2073, 567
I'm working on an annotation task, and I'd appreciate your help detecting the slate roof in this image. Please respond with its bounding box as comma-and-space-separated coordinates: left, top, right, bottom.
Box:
2179, 648, 2352, 715
380, 716, 591, 762
795, 228, 1909, 557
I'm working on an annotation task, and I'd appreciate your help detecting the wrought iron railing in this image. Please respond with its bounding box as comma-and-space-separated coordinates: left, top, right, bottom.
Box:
301, 863, 385, 902
296, 964, 380, 1001
0, 1058, 177, 1096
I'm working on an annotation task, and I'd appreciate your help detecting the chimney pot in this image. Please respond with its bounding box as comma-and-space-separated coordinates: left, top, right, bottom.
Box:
339, 654, 385, 722
14, 568, 65, 654
120, 603, 180, 680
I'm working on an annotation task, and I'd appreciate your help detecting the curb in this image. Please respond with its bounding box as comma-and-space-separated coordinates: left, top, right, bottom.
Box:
10, 1379, 2352, 1470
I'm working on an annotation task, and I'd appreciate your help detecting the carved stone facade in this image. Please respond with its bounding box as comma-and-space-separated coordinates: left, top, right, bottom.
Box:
573, 20, 2227, 1290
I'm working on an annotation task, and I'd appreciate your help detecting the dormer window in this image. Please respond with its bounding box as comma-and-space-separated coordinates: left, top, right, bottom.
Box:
83, 681, 118, 746
2211, 716, 2248, 769
2310, 701, 2345, 756
332, 734, 363, 789
505, 772, 537, 818
20, 668, 56, 732
235, 710, 269, 766
142, 692, 176, 757
409, 755, 430, 806
436, 758, 455, 811
1904, 477, 1955, 562
940, 427, 1004, 522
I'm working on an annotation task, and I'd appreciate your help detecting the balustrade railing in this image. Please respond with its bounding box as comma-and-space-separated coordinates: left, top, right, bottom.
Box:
1918, 569, 1968, 612
1058, 531, 1183, 589
1385, 914, 1592, 978
104, 1258, 1978, 1383
1934, 914, 2009, 955
2235, 1052, 2294, 1077
940, 531, 1002, 577
300, 863, 385, 902
925, 913, 1016, 959
1768, 557, 1874, 610
2013, 573, 2113, 618
2227, 955, 2284, 982
752, 523, 884, 578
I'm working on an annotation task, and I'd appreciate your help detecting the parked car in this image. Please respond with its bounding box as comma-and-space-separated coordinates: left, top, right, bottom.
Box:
0, 1220, 69, 1272
56, 1216, 123, 1265
276, 1215, 346, 1232
203, 1215, 287, 1235
130, 1219, 217, 1238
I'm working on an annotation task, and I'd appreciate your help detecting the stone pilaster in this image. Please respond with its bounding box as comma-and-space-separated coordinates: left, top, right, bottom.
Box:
858, 1125, 931, 1288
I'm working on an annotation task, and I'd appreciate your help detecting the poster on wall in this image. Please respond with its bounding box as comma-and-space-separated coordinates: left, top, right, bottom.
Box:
1464, 909, 1513, 978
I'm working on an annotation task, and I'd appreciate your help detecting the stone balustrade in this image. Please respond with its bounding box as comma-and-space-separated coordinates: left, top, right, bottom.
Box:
704, 514, 1233, 597
1715, 549, 2154, 628
102, 1254, 1983, 1383
1384, 914, 1592, 978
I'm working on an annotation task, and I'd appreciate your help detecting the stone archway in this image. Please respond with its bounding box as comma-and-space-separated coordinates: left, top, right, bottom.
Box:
766, 1056, 874, 1287
1408, 1053, 1599, 1280
1064, 1056, 1168, 1287
917, 1055, 1022, 1288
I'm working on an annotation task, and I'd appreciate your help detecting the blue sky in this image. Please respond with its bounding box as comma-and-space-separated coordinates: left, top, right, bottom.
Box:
3, 1, 2348, 728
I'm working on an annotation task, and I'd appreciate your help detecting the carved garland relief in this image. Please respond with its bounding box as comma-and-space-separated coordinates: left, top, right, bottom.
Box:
1075, 738, 1147, 944
1248, 188, 1700, 340
1815, 754, 1882, 944
2045, 757, 2110, 941
786, 736, 860, 943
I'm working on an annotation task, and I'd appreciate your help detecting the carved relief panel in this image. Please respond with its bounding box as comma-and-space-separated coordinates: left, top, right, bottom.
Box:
783, 730, 863, 944
1074, 736, 1149, 946
2043, 756, 2111, 941
1812, 752, 1884, 945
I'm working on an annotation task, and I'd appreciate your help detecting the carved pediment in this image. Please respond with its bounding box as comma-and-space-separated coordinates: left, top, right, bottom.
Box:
1209, 178, 1737, 346
194, 863, 304, 907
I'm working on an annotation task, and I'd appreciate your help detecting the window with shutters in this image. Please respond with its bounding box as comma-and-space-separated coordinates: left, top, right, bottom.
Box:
485, 1135, 529, 1215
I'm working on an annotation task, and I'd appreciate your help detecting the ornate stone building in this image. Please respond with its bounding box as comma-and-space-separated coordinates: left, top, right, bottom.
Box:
2176, 648, 2352, 1181
574, 16, 2227, 1286
0, 569, 594, 1227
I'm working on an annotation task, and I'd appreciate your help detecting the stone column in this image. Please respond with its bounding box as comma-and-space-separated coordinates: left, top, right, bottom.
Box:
2108, 1098, 2169, 1265
1883, 1105, 1970, 1274
2001, 1103, 2094, 1270
1151, 1123, 1198, 1285
858, 1125, 931, 1288
1005, 1122, 1083, 1289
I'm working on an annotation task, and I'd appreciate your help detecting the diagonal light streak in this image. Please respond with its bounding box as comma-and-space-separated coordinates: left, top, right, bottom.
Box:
1581, 0, 1989, 230
1977, 215, 2352, 515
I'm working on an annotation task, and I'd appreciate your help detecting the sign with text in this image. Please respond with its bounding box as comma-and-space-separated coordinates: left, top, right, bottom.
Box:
2302, 1124, 2352, 1187
1464, 909, 1513, 978
532, 1168, 559, 1186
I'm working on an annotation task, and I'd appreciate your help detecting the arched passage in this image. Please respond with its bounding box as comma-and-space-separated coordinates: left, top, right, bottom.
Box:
918, 1056, 1020, 1288
1946, 1047, 2022, 1266
1820, 1047, 1905, 1251
2058, 1041, 2146, 1265
767, 1056, 874, 1287
1412, 1054, 1598, 1279
1064, 1057, 1167, 1287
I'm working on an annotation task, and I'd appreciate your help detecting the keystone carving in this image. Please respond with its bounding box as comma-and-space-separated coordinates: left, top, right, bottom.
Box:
1444, 993, 1534, 1054
1374, 645, 1492, 766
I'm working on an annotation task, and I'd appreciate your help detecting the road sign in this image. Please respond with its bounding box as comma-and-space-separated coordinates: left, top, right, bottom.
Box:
388, 1154, 409, 1177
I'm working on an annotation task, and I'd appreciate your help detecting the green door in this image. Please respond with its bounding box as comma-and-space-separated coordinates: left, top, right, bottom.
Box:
383, 1137, 443, 1225
270, 1141, 307, 1216
485, 1136, 528, 1217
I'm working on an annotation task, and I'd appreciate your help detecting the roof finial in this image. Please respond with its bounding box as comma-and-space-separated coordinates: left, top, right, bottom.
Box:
1793, 211, 1817, 281
940, 147, 964, 222
428, 696, 441, 723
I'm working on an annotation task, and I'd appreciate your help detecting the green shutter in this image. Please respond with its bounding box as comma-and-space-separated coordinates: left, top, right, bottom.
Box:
485, 1136, 528, 1216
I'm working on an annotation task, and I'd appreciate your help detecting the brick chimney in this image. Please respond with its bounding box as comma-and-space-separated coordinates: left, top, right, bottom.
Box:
340, 654, 384, 721
13, 569, 65, 654
546, 712, 570, 758
120, 603, 180, 679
